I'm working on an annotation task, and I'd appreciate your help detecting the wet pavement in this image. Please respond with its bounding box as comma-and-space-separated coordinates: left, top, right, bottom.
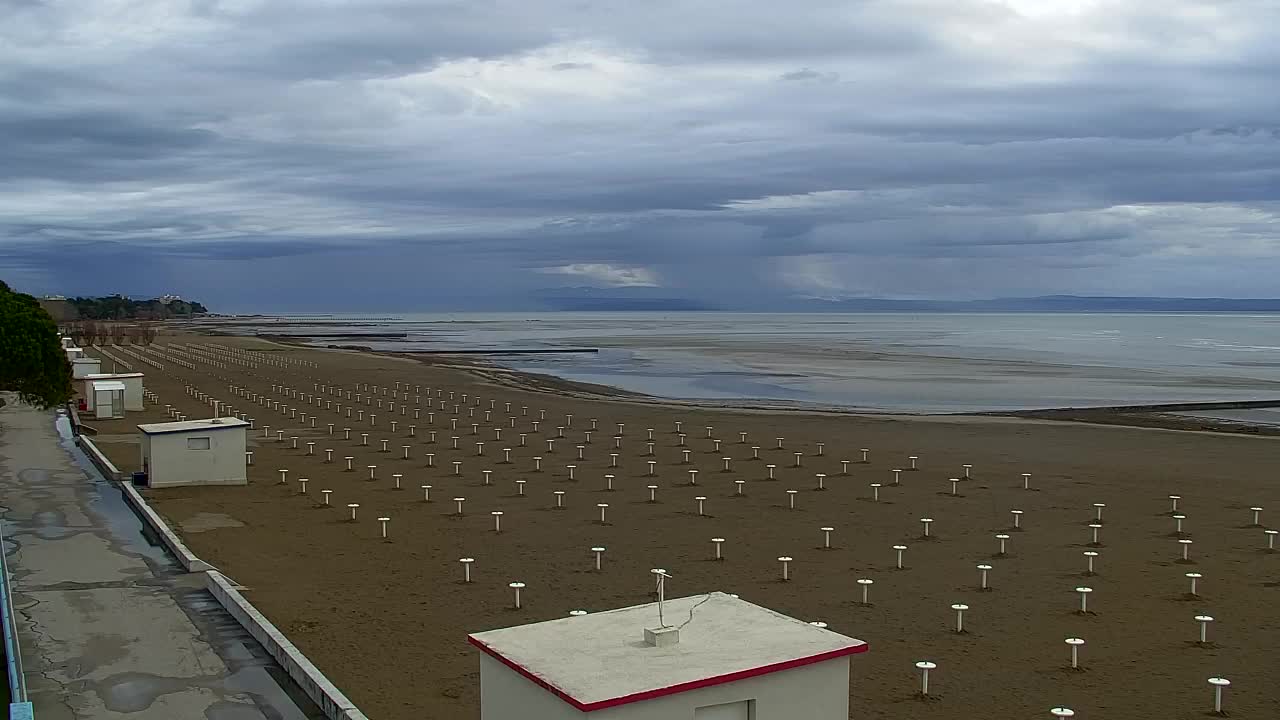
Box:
0, 398, 324, 720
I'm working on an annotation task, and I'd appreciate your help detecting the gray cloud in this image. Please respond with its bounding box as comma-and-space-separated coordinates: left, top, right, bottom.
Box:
3, 0, 1280, 306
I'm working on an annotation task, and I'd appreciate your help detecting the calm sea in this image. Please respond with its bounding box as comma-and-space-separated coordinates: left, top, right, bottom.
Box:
225, 313, 1280, 414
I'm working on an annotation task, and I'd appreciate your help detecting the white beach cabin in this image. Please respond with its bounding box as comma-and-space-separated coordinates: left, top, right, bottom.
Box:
82, 372, 144, 412
88, 380, 126, 419
60, 336, 75, 349
138, 417, 249, 488
64, 346, 85, 361
71, 356, 102, 379
469, 592, 866, 720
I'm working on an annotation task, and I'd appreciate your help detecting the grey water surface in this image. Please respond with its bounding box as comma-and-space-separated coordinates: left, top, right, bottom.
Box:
225, 312, 1280, 415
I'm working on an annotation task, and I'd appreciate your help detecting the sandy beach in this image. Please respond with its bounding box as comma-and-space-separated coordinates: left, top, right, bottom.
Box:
83, 334, 1280, 720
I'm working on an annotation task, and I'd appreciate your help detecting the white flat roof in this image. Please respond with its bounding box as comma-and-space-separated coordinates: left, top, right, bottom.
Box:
84, 372, 144, 379
137, 417, 249, 435
469, 592, 866, 712
91, 381, 127, 391
72, 356, 100, 362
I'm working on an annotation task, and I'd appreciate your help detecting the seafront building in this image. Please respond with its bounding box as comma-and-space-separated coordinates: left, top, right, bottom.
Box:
471, 592, 865, 719
137, 417, 250, 488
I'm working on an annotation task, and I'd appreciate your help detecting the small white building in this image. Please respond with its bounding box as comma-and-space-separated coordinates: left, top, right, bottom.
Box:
82, 372, 144, 412
469, 592, 867, 720
60, 336, 75, 349
138, 417, 249, 488
88, 380, 127, 419
64, 346, 85, 361
71, 356, 102, 379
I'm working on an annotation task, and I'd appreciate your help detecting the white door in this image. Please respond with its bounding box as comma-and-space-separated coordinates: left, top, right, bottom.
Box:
694, 700, 752, 720
94, 391, 114, 419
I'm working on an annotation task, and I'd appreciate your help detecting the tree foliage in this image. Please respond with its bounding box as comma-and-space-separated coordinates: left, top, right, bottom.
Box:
68, 295, 207, 320
64, 321, 159, 346
0, 280, 74, 408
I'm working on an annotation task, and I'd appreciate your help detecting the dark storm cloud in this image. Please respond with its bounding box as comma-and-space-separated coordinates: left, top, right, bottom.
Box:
0, 112, 220, 182
0, 113, 213, 150
3, 0, 1280, 306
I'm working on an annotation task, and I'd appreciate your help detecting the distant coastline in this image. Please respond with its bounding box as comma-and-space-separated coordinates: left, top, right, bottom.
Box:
41, 294, 208, 321
170, 293, 1280, 316
537, 292, 1280, 313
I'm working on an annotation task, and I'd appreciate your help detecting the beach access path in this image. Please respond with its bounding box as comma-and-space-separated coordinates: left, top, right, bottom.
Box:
0, 398, 319, 720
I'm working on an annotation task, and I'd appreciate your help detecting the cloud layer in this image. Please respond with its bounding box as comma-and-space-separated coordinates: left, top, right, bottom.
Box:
3, 0, 1279, 310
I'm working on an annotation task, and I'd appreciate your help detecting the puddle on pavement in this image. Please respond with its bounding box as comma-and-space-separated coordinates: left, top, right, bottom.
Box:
53, 411, 327, 720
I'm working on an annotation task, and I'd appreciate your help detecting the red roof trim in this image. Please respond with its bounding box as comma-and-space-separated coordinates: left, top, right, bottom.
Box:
468, 635, 867, 712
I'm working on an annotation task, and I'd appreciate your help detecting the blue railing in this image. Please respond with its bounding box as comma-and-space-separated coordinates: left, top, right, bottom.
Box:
1, 520, 33, 718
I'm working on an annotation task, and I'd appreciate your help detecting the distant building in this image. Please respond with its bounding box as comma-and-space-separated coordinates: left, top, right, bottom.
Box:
158, 294, 183, 305
39, 298, 79, 322
71, 356, 102, 380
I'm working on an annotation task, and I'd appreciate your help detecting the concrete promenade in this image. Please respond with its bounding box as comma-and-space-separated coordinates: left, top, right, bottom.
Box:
0, 398, 320, 720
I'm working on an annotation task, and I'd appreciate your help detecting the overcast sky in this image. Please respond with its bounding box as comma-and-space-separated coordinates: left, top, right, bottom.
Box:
2, 0, 1279, 311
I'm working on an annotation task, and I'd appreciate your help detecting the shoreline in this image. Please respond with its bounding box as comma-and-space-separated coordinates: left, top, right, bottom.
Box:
245, 334, 1280, 437
91, 331, 1280, 720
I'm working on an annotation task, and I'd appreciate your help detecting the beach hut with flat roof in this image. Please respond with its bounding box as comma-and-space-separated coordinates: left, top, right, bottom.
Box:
64, 346, 85, 361
71, 356, 102, 379
469, 591, 866, 720
82, 372, 144, 412
138, 417, 249, 488
88, 380, 126, 419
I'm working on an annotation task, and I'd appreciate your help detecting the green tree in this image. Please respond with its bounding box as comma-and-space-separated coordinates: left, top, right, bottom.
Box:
0, 280, 74, 408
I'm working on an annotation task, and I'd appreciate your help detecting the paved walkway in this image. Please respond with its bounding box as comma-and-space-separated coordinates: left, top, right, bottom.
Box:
0, 398, 320, 720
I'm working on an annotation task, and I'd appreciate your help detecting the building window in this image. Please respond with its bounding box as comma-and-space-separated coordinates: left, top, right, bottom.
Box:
187, 437, 211, 450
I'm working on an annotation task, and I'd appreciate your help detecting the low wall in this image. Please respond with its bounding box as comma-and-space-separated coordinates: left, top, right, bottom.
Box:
75, 436, 122, 482
206, 572, 369, 720
63, 407, 367, 720
115, 482, 212, 573
112, 485, 367, 720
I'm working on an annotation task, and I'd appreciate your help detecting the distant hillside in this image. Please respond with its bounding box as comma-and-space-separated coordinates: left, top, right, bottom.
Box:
52, 295, 209, 320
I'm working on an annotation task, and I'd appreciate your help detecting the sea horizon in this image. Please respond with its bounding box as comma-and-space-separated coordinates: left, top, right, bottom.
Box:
203, 311, 1280, 420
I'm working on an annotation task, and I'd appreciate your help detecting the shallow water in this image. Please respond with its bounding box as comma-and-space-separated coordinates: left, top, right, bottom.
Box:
223, 312, 1280, 413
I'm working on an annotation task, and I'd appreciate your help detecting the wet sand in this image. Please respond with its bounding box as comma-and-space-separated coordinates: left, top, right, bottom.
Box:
82, 336, 1280, 720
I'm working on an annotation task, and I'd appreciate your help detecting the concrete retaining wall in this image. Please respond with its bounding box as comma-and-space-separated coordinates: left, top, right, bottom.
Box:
116, 481, 213, 573
206, 572, 370, 720
113, 490, 370, 720
75, 436, 122, 482
74, 425, 369, 720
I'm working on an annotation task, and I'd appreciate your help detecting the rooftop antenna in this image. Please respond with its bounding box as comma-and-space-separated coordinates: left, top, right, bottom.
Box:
644, 569, 682, 647
651, 569, 672, 627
